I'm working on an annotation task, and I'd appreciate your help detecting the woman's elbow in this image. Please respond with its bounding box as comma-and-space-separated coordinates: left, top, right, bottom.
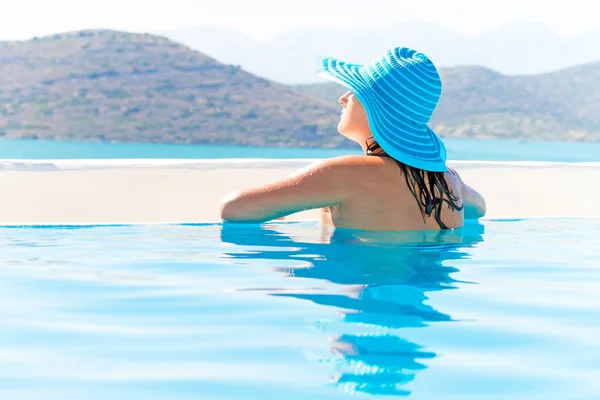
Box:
464, 196, 486, 220
479, 197, 487, 218
219, 191, 244, 221
219, 191, 263, 222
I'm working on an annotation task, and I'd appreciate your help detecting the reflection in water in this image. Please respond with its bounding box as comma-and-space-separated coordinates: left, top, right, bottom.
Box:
220, 223, 485, 396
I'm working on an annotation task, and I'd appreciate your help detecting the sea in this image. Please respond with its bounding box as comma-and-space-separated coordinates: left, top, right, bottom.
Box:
0, 137, 599, 162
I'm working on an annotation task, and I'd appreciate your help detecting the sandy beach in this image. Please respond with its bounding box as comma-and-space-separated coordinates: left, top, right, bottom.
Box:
1, 159, 599, 224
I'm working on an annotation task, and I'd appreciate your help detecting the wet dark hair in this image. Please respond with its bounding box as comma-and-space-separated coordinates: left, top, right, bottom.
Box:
365, 137, 463, 229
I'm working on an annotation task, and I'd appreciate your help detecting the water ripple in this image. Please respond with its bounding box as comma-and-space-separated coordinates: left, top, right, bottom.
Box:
0, 220, 599, 398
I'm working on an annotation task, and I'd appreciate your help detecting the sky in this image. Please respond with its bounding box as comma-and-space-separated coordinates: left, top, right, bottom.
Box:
1, 0, 599, 40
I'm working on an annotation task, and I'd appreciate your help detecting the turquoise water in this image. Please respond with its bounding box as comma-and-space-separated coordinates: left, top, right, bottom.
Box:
1, 219, 599, 399
1, 138, 600, 161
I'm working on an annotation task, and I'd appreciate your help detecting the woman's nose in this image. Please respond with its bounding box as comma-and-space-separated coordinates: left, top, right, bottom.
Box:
339, 92, 350, 106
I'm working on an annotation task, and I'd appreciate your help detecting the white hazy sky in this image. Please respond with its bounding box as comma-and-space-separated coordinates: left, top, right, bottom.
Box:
1, 0, 598, 40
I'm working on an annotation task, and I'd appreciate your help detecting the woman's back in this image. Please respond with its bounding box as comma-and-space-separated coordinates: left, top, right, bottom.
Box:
320, 155, 465, 231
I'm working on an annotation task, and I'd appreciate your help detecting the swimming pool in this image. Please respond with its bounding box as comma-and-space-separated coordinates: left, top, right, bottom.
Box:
1, 219, 599, 399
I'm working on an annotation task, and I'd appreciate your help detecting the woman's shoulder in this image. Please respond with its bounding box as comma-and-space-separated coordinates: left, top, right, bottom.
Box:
321, 155, 389, 169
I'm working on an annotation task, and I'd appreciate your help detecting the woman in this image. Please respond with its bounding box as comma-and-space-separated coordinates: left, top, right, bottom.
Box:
220, 47, 486, 231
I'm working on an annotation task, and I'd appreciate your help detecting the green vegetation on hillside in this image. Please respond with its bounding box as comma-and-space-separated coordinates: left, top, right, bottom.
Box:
1, 29, 598, 145
0, 30, 344, 147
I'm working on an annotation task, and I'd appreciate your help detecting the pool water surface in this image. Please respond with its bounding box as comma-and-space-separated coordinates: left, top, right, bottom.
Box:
0, 219, 599, 399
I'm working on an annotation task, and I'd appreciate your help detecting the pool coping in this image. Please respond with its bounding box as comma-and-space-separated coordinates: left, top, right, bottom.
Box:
1, 216, 598, 228
2, 159, 600, 223
2, 159, 600, 171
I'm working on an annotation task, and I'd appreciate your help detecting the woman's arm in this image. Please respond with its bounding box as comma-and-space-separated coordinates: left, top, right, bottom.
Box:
219, 156, 355, 223
448, 167, 486, 220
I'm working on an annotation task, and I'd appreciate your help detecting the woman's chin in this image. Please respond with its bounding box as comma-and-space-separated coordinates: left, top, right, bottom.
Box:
337, 129, 350, 140
337, 131, 359, 144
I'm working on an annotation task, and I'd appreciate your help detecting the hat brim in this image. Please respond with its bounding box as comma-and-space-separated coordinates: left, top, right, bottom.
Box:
314, 56, 447, 172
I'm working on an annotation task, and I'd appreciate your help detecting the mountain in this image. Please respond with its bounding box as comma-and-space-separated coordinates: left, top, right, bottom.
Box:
0, 30, 343, 147
157, 23, 600, 84
294, 62, 600, 141
1, 29, 599, 145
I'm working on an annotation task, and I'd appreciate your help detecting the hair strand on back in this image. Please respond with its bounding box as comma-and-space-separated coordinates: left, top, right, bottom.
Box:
366, 137, 463, 229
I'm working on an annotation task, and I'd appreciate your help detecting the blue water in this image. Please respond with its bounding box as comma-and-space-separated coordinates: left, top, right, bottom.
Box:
1, 219, 599, 399
1, 138, 600, 161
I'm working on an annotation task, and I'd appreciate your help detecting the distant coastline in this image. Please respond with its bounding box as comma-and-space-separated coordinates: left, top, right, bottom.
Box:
3, 137, 600, 163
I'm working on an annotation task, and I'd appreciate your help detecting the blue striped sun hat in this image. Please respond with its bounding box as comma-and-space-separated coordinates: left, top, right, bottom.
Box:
314, 47, 447, 172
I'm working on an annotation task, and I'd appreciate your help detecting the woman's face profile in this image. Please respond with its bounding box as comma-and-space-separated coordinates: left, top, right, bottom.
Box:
337, 91, 371, 141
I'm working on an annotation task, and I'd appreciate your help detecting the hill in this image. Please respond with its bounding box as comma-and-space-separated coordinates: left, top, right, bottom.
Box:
0, 30, 343, 147
294, 63, 600, 142
1, 29, 599, 145
158, 23, 600, 84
